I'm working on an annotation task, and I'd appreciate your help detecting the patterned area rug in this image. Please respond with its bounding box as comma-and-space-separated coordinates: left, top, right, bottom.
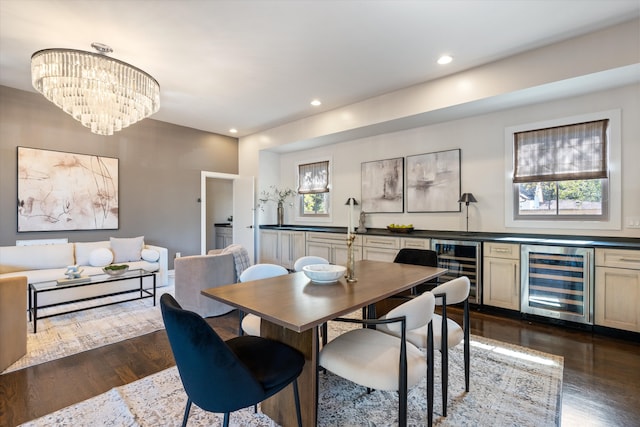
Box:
21, 331, 563, 426
2, 286, 174, 374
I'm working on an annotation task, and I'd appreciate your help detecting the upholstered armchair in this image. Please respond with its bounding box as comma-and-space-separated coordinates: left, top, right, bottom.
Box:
0, 276, 28, 371
174, 253, 237, 318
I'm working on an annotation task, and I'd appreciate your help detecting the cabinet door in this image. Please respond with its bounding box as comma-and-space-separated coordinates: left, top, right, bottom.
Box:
483, 257, 520, 310
333, 244, 362, 266
259, 230, 280, 264
279, 231, 306, 270
306, 241, 332, 263
362, 246, 398, 262
595, 267, 640, 332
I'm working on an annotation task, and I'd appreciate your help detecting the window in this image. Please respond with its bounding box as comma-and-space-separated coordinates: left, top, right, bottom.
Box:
513, 120, 609, 220
297, 160, 330, 217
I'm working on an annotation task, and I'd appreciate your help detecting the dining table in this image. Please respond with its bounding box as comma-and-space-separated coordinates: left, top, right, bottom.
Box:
201, 259, 448, 427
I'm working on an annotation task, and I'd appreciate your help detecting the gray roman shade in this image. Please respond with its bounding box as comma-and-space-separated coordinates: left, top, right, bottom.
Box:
298, 161, 329, 194
513, 119, 608, 183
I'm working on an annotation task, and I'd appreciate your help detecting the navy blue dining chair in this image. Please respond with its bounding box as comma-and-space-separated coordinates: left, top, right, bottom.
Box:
160, 293, 304, 427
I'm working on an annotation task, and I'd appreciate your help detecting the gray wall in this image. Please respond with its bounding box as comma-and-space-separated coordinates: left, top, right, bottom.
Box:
0, 85, 238, 267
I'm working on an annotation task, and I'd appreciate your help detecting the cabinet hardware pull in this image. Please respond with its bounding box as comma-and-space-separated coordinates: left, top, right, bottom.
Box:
495, 248, 510, 253
619, 258, 640, 263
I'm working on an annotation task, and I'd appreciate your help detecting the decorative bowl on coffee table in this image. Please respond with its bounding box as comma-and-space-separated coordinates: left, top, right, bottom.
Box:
103, 265, 130, 276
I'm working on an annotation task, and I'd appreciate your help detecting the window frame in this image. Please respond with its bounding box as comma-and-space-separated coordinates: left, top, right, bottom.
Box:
504, 110, 621, 231
295, 157, 333, 222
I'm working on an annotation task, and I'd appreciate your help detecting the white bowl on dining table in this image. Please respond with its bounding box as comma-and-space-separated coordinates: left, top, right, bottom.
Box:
302, 264, 346, 284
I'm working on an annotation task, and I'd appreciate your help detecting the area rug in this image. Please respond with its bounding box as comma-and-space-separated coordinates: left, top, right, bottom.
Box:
2, 286, 174, 374
21, 334, 563, 426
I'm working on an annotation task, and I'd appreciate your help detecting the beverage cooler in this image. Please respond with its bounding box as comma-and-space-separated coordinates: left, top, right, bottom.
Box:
431, 239, 481, 304
521, 244, 594, 324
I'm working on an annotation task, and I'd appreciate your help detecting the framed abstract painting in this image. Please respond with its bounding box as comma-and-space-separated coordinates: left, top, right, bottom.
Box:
17, 147, 119, 232
361, 157, 404, 213
406, 149, 461, 212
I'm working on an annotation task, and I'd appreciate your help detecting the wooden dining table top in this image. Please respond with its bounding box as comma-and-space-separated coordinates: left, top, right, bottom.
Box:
201, 260, 448, 333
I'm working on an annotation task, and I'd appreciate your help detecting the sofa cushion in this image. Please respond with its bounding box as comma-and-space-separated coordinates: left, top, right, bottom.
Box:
141, 248, 160, 262
75, 241, 110, 265
89, 248, 114, 267
110, 236, 144, 263
0, 243, 75, 274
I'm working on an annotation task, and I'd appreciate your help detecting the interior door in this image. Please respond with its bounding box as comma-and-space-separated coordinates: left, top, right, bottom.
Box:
233, 176, 255, 264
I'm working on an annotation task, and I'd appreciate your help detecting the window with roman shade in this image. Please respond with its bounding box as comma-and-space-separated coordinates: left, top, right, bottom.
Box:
297, 160, 331, 218
298, 161, 329, 194
513, 119, 608, 183
511, 118, 610, 221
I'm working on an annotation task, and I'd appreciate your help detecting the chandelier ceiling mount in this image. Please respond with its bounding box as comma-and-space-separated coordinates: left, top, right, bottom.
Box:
31, 42, 160, 136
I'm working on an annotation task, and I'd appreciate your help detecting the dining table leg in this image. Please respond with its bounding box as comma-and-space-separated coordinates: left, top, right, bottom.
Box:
261, 319, 318, 427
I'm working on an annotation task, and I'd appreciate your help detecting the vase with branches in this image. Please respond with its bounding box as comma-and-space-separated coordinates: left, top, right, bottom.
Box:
258, 186, 296, 226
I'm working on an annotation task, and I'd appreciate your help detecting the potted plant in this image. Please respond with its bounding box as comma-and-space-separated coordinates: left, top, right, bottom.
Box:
259, 186, 295, 226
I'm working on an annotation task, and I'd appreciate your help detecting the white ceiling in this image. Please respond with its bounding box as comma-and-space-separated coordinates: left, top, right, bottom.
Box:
1, 0, 638, 138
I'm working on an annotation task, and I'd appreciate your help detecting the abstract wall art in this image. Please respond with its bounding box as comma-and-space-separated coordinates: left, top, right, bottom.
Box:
361, 157, 404, 213
406, 149, 461, 212
17, 147, 119, 232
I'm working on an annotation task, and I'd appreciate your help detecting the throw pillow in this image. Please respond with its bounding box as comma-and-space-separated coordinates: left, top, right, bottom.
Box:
89, 248, 114, 267
75, 241, 110, 265
110, 236, 144, 263
141, 248, 160, 262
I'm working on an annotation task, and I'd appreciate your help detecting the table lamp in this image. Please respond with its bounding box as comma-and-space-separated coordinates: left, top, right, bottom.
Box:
458, 193, 477, 232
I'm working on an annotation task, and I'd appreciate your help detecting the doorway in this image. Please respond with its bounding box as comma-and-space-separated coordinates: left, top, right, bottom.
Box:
200, 171, 255, 263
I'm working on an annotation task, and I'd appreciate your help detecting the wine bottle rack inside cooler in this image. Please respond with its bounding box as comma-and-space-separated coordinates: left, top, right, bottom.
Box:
431, 239, 482, 304
521, 244, 594, 324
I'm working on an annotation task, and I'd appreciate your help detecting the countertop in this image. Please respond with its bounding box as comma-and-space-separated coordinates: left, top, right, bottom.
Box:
260, 224, 640, 250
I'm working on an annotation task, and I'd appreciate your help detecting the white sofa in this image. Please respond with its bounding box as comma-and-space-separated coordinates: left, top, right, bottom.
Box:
0, 237, 168, 306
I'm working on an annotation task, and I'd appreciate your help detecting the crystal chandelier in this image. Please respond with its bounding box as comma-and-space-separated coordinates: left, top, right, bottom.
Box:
31, 43, 160, 136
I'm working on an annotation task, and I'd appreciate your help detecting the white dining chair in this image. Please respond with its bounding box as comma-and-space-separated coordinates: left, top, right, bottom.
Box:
378, 276, 470, 417
294, 255, 331, 345
318, 291, 436, 426
239, 263, 289, 336
293, 255, 329, 272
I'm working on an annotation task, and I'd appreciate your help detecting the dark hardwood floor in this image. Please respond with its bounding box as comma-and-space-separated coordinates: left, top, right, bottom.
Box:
1, 308, 639, 427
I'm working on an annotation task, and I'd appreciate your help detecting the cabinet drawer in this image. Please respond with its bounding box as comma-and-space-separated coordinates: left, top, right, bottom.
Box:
363, 235, 400, 250
595, 248, 640, 270
401, 238, 430, 249
306, 232, 362, 246
484, 242, 519, 260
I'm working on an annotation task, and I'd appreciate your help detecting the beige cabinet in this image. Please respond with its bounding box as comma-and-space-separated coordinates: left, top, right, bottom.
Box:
361, 235, 431, 262
259, 229, 305, 270
483, 242, 520, 310
595, 248, 640, 332
362, 235, 400, 262
400, 237, 430, 250
214, 226, 233, 249
306, 232, 362, 266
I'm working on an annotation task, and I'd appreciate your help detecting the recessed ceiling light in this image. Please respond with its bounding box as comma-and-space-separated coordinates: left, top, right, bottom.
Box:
437, 55, 453, 65
310, 99, 322, 106
229, 128, 238, 134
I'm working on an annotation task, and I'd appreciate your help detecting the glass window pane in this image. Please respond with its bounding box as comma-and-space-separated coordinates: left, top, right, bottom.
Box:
517, 179, 603, 217
302, 193, 329, 215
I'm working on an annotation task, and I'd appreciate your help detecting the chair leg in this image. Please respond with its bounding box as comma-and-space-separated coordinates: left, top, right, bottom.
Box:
442, 346, 449, 417
293, 378, 303, 427
464, 300, 470, 392
223, 413, 230, 427
427, 322, 434, 426
181, 399, 192, 427
238, 310, 244, 336
321, 322, 328, 346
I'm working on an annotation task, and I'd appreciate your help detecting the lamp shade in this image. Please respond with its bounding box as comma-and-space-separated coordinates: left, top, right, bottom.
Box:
458, 193, 477, 204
